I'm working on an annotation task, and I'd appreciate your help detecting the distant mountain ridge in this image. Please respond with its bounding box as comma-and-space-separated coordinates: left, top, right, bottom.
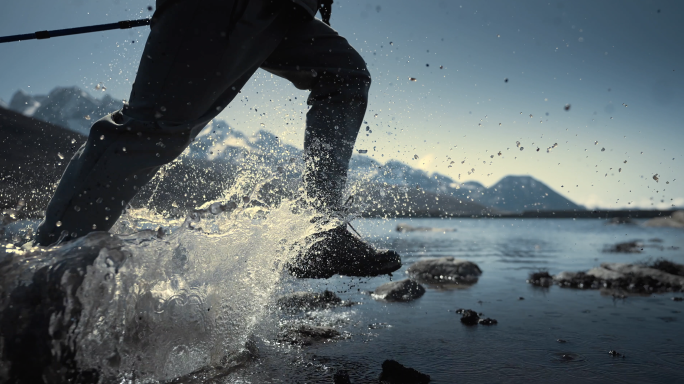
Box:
4, 86, 584, 214
9, 87, 122, 135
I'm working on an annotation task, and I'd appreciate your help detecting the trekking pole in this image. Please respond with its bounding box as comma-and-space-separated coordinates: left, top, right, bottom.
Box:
0, 19, 151, 44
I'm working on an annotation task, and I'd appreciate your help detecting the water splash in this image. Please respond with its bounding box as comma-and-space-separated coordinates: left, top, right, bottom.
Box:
0, 150, 346, 382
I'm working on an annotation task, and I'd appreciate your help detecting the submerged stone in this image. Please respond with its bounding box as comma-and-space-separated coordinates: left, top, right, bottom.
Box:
276, 290, 350, 311
644, 211, 684, 228
333, 370, 352, 384
396, 224, 457, 233
457, 309, 480, 325
372, 279, 425, 302
553, 260, 684, 293
527, 271, 554, 287
478, 317, 498, 325
378, 360, 430, 384
407, 257, 481, 283
604, 240, 644, 253
277, 324, 341, 346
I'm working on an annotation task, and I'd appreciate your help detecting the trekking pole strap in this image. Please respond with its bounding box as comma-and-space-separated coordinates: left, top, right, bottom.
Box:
0, 18, 151, 44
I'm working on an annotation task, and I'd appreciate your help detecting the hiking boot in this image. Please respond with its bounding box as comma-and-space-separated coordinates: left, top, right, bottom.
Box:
286, 226, 402, 279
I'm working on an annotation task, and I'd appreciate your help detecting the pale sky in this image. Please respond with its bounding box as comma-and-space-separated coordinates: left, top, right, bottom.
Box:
1, 0, 682, 209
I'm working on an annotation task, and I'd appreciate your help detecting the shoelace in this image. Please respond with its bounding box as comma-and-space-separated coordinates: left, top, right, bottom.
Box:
336, 195, 363, 239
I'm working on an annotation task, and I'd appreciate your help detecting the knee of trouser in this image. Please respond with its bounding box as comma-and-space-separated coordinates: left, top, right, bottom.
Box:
338, 64, 371, 94
91, 110, 194, 167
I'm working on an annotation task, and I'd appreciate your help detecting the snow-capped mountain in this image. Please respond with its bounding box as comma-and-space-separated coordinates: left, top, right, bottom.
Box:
8, 87, 122, 135
3, 86, 584, 214
188, 120, 302, 164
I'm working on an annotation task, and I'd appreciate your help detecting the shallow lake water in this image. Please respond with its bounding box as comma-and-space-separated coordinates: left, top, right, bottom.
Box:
237, 218, 684, 383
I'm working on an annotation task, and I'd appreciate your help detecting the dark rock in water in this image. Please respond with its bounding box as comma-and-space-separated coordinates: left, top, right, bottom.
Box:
166, 338, 258, 384
333, 369, 352, 384
605, 240, 643, 253
553, 261, 684, 294
644, 211, 684, 228
396, 223, 456, 233
276, 290, 351, 312
457, 309, 480, 325
372, 279, 425, 302
608, 350, 625, 358
527, 271, 554, 287
378, 360, 430, 384
606, 217, 636, 225
650, 259, 684, 277
478, 317, 498, 325
557, 339, 567, 343
673, 297, 684, 302
407, 257, 481, 283
0, 232, 126, 384
518, 296, 525, 300
277, 325, 340, 346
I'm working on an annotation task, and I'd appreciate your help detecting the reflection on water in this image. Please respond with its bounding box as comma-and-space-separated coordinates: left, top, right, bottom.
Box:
238, 218, 684, 383
2, 216, 684, 383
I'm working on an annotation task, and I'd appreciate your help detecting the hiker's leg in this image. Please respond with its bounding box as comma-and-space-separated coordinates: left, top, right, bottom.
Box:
261, 19, 371, 212
35, 0, 298, 246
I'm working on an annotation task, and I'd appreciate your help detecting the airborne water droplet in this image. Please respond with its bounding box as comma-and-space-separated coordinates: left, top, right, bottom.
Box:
56, 221, 62, 227
57, 152, 64, 159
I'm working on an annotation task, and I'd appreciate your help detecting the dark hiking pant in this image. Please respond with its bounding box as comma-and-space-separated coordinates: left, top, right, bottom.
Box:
35, 0, 370, 246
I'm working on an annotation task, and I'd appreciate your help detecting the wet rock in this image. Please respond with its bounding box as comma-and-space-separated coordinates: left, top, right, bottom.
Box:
333, 369, 352, 384
518, 296, 525, 300
650, 259, 684, 277
608, 350, 625, 358
277, 324, 341, 346
527, 271, 554, 287
396, 224, 457, 233
276, 290, 351, 312
557, 339, 567, 343
553, 261, 684, 293
672, 297, 683, 302
605, 240, 644, 253
167, 338, 258, 383
606, 217, 636, 225
0, 232, 126, 383
378, 360, 430, 384
478, 317, 498, 325
407, 257, 481, 283
457, 309, 480, 325
372, 279, 425, 302
644, 211, 684, 228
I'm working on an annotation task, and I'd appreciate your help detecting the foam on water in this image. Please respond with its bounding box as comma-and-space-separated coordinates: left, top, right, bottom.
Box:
76, 203, 339, 381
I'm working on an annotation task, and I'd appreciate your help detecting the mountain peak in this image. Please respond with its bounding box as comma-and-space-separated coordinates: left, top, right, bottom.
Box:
7, 86, 122, 135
